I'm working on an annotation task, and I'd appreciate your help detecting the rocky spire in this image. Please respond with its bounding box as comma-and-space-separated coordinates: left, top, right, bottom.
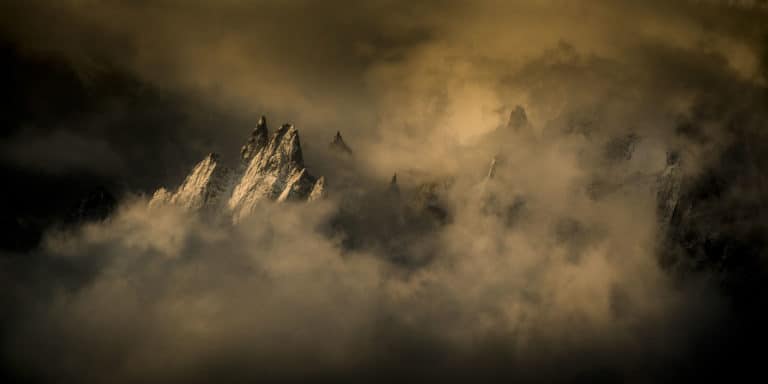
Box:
507, 105, 529, 130
329, 131, 353, 155
149, 153, 232, 211
388, 173, 400, 195
228, 123, 319, 221
657, 151, 683, 225
308, 176, 326, 201
487, 156, 498, 180
67, 187, 117, 224
240, 115, 269, 164
150, 116, 325, 222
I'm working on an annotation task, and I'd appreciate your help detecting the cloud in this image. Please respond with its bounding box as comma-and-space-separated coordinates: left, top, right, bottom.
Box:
2, 0, 767, 183
1, 154, 722, 383
1, 129, 124, 175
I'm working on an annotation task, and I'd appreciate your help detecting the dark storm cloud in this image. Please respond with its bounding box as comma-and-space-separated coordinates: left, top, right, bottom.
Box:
0, 40, 253, 191
2, 1, 768, 383
1, 128, 123, 175
0, 0, 444, 126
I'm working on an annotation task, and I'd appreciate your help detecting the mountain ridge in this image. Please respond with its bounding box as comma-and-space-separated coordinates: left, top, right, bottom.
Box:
150, 117, 325, 221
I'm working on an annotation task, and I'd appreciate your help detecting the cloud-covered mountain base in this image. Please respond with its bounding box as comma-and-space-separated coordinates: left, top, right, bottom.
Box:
2, 180, 721, 383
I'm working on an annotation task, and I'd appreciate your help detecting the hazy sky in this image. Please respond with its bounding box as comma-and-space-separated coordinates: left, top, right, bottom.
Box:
2, 0, 766, 184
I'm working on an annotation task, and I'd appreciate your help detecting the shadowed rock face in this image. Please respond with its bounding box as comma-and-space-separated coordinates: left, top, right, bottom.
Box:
240, 115, 269, 164
658, 142, 768, 289
388, 173, 400, 195
656, 151, 683, 227
507, 105, 529, 131
150, 118, 324, 221
66, 186, 117, 224
329, 131, 353, 155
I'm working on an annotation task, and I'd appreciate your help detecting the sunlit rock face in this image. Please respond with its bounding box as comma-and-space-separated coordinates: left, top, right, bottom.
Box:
149, 153, 233, 211
308, 176, 326, 201
229, 123, 322, 220
149, 117, 324, 221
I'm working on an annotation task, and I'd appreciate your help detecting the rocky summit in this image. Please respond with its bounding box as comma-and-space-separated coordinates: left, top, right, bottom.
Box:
150, 117, 324, 221
150, 107, 684, 230
329, 131, 353, 155
149, 153, 233, 212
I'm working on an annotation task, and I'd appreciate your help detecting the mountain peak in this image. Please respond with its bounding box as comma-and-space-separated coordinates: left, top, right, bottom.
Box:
507, 105, 529, 130
150, 152, 232, 211
329, 130, 353, 155
241, 115, 269, 163
151, 116, 323, 222
388, 173, 400, 194
228, 122, 319, 221
273, 123, 304, 167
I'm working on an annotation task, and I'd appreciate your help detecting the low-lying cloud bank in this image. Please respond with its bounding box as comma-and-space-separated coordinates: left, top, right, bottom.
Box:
2, 146, 721, 383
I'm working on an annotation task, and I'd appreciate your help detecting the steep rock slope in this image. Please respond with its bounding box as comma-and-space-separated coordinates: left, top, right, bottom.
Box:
229, 123, 322, 220
149, 117, 324, 221
656, 151, 683, 226
240, 115, 269, 164
149, 153, 232, 211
